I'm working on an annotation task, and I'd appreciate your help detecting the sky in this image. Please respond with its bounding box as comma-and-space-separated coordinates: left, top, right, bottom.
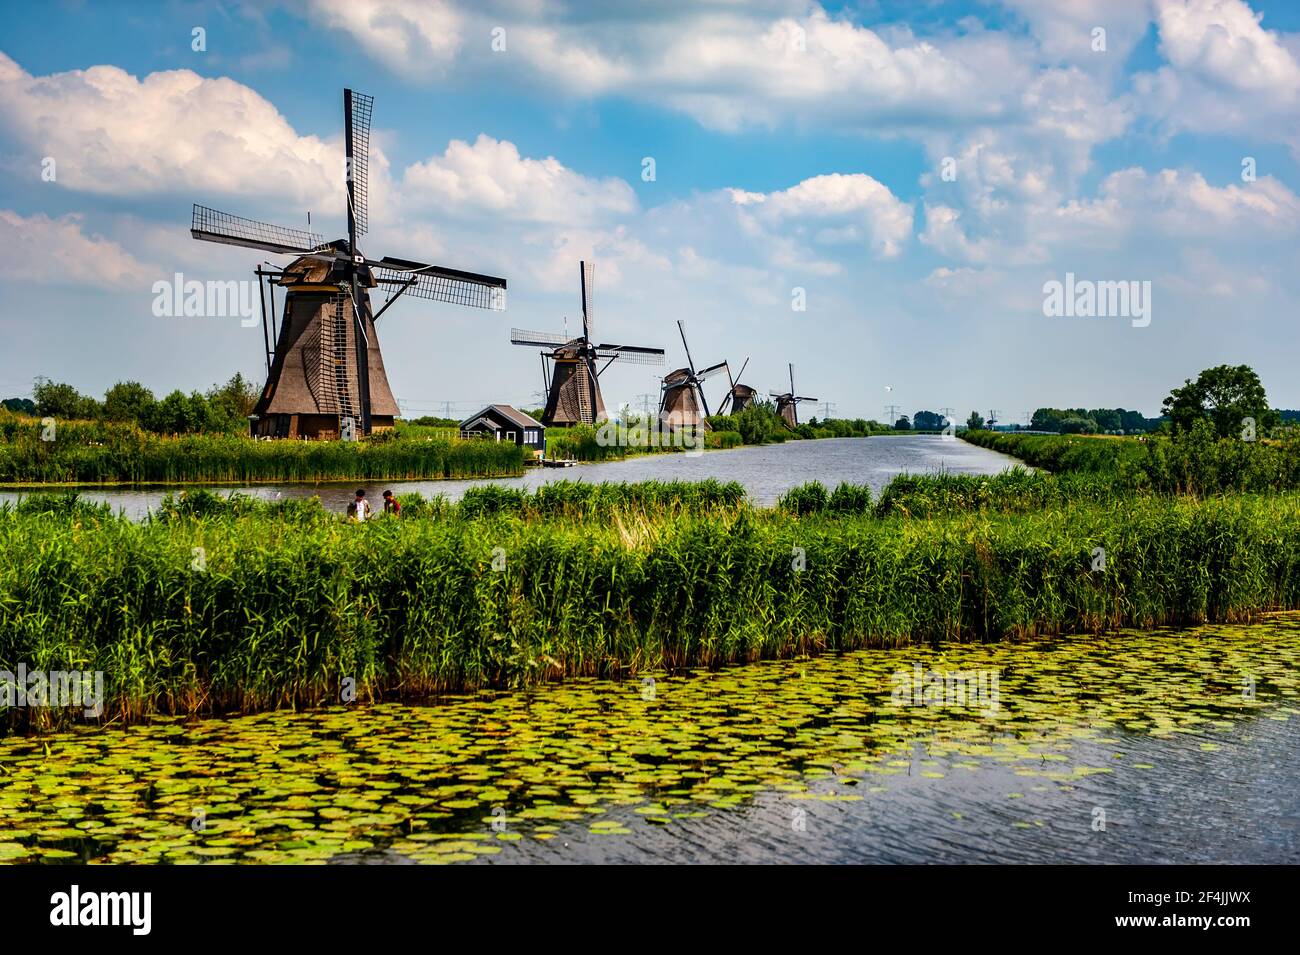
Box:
1, 0, 1298, 423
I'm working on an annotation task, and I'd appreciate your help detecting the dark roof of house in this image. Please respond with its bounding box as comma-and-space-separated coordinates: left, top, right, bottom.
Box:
460, 404, 544, 431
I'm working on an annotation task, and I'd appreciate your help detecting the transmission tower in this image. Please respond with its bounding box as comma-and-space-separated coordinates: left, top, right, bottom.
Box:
820, 401, 837, 420
884, 403, 902, 424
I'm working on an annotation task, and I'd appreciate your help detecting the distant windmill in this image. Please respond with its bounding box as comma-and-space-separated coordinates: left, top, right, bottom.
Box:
717, 356, 757, 415
190, 88, 506, 439
770, 363, 818, 429
510, 261, 664, 426
658, 321, 728, 430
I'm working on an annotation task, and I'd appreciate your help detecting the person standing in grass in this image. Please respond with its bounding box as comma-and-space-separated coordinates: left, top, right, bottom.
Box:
347, 489, 370, 522
382, 490, 401, 516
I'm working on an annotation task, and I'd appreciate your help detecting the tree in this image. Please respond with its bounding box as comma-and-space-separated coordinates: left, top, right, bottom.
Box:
33, 378, 100, 420
894, 416, 911, 430
103, 381, 156, 423
913, 410, 944, 430
1162, 364, 1278, 438
966, 411, 985, 430
1, 397, 36, 415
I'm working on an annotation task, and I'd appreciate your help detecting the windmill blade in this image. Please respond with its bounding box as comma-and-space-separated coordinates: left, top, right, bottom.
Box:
794, 395, 819, 402
596, 344, 665, 365
372, 257, 507, 310
512, 327, 571, 347
595, 349, 663, 366
696, 360, 728, 381
769, 391, 788, 398
344, 89, 373, 238
677, 320, 697, 375
733, 356, 751, 384
191, 204, 325, 255
580, 260, 595, 342
788, 362, 796, 395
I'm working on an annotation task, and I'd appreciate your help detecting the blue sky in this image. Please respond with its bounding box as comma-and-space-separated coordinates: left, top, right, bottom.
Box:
2, 0, 1299, 421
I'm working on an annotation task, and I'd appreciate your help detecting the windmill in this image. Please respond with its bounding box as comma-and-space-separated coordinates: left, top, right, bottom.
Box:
770, 363, 818, 429
658, 321, 728, 431
190, 88, 507, 440
717, 356, 757, 415
510, 261, 664, 426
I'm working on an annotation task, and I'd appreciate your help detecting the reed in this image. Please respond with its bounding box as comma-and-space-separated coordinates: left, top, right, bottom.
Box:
0, 416, 525, 484
5, 490, 1298, 728
962, 426, 1300, 495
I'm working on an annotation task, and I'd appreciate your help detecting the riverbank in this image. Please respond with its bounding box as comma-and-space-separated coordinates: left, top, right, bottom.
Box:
0, 417, 526, 484
4, 485, 1299, 729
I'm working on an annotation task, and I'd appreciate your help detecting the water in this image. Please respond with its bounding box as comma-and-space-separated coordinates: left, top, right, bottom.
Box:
3, 615, 1297, 865
0, 435, 1025, 519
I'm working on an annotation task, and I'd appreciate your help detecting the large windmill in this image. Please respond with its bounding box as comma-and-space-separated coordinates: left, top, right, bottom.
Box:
658, 321, 728, 430
190, 88, 507, 440
770, 363, 818, 429
511, 262, 664, 426
717, 356, 757, 415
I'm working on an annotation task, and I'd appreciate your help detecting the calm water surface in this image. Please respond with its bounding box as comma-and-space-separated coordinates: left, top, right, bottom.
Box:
0, 435, 1025, 519
2, 615, 1297, 865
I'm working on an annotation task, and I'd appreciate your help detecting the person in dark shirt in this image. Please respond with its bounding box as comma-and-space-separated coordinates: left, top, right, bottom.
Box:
382, 490, 401, 516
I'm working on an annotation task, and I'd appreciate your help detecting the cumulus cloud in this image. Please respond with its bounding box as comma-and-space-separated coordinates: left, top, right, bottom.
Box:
730, 173, 914, 260
305, 0, 463, 77
1134, 0, 1300, 151
0, 52, 341, 210
0, 210, 155, 287
401, 134, 637, 224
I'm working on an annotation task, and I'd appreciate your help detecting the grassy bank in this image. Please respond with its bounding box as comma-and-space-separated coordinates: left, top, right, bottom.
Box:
0, 417, 525, 484
962, 427, 1300, 494
4, 486, 1300, 728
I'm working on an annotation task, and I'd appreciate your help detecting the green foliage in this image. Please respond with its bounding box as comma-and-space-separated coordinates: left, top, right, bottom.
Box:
0, 418, 526, 484
961, 427, 1300, 496
778, 481, 831, 515
966, 411, 985, 430
1163, 364, 1279, 437
5, 491, 1300, 725
1030, 407, 1160, 434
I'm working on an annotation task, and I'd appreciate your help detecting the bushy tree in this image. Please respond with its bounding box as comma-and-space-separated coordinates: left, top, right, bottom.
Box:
966, 411, 985, 430
1163, 364, 1279, 438
33, 378, 100, 420
103, 381, 156, 423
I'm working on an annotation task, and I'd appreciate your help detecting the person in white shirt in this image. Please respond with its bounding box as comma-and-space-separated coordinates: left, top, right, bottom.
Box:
348, 489, 370, 522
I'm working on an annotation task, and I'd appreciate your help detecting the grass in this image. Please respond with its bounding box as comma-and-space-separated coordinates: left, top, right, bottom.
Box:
962, 426, 1300, 494
0, 415, 526, 484
5, 486, 1300, 728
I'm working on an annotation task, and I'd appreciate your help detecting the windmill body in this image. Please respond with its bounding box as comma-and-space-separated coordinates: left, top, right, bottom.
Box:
190, 89, 506, 440
512, 262, 664, 427
770, 362, 818, 429
658, 320, 727, 431
717, 356, 756, 415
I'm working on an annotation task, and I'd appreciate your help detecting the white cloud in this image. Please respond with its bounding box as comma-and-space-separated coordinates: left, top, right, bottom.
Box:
305, 0, 463, 77
732, 173, 914, 259
1135, 0, 1300, 152
1095, 167, 1300, 232
0, 210, 155, 287
401, 134, 637, 224
0, 52, 341, 210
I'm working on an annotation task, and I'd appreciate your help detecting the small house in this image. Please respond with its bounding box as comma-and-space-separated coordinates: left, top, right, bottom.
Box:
459, 404, 546, 453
